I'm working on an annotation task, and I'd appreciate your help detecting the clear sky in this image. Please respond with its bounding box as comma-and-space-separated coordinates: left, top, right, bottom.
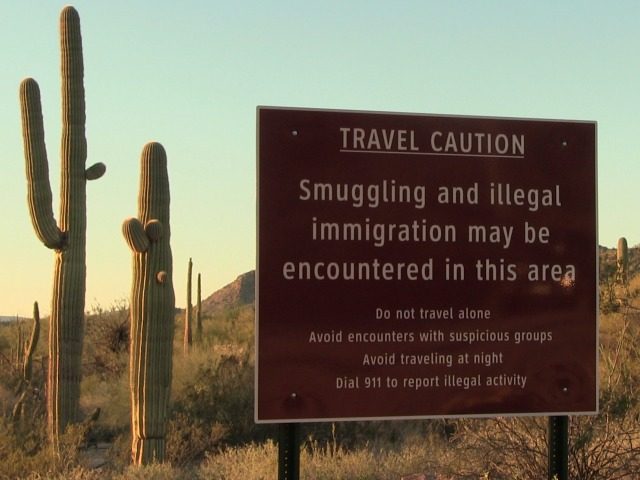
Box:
1, 1, 638, 317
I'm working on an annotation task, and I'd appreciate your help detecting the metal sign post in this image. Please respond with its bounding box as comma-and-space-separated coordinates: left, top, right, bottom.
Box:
278, 423, 300, 480
548, 415, 569, 480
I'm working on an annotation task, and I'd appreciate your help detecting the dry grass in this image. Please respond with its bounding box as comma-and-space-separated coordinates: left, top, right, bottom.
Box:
199, 441, 277, 480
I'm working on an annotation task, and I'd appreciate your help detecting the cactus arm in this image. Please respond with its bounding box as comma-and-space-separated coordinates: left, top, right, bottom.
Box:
85, 162, 106, 180
58, 5, 87, 239
123, 217, 165, 253
123, 218, 150, 253
60, 6, 85, 131
144, 219, 163, 241
19, 78, 64, 249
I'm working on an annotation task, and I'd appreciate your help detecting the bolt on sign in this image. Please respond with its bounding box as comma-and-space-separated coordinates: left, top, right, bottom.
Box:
256, 107, 597, 423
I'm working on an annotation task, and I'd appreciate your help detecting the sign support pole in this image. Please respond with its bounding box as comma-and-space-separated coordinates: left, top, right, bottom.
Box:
548, 415, 569, 480
278, 423, 300, 480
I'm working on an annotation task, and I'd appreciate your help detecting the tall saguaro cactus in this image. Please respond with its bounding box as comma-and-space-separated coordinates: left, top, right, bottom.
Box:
123, 142, 174, 464
19, 6, 105, 444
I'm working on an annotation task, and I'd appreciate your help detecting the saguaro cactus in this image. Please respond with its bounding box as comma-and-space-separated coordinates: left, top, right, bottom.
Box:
196, 272, 203, 342
23, 302, 41, 387
184, 258, 193, 353
19, 6, 105, 444
13, 302, 41, 421
15, 321, 24, 367
123, 142, 174, 464
617, 237, 629, 285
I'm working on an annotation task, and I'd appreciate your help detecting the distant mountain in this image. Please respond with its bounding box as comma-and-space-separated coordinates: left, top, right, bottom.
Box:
0, 315, 28, 323
201, 270, 255, 315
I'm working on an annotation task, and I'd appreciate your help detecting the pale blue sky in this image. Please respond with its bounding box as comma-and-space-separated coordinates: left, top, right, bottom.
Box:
1, 1, 638, 316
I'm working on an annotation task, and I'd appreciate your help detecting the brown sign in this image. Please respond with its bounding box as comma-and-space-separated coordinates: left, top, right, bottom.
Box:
256, 107, 597, 423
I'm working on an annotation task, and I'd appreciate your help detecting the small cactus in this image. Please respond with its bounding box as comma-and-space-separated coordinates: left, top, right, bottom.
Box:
616, 237, 628, 285
196, 273, 202, 342
13, 302, 41, 421
19, 6, 105, 444
23, 302, 41, 385
184, 258, 193, 353
123, 142, 174, 465
15, 321, 24, 367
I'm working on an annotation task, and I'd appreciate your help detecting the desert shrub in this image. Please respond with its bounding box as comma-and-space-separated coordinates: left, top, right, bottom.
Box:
171, 349, 268, 446
170, 302, 271, 449
165, 412, 226, 466
81, 374, 129, 428
198, 436, 454, 480
197, 440, 277, 480
110, 463, 193, 480
599, 256, 620, 313
0, 317, 46, 419
456, 406, 640, 480
455, 306, 640, 480
22, 467, 104, 480
301, 439, 432, 480
200, 304, 254, 349
84, 301, 130, 378
75, 302, 131, 448
0, 420, 92, 479
454, 416, 547, 479
303, 418, 454, 453
0, 414, 46, 465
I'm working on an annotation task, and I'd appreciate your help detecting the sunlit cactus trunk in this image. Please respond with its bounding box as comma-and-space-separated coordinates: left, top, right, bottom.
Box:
616, 237, 628, 285
18, 6, 105, 445
123, 142, 174, 464
184, 257, 193, 353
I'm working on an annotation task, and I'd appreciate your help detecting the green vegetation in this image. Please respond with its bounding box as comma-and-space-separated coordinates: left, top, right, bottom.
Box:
1, 247, 639, 478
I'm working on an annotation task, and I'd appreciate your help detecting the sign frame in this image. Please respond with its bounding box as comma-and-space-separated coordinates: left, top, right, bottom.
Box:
256, 106, 598, 424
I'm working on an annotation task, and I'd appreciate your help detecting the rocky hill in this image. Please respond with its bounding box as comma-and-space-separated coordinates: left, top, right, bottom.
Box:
200, 270, 255, 315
